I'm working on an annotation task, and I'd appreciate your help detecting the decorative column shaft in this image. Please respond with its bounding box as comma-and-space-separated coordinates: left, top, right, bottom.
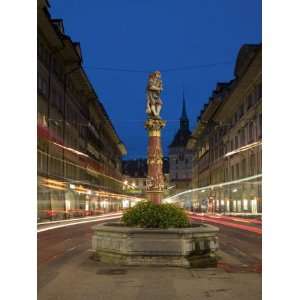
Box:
145, 118, 166, 204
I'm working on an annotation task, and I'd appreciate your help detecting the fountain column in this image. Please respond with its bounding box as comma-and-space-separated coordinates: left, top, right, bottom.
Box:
145, 118, 166, 204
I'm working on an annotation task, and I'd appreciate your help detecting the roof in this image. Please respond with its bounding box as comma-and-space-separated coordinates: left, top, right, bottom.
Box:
169, 128, 191, 148
234, 44, 261, 78
169, 96, 192, 148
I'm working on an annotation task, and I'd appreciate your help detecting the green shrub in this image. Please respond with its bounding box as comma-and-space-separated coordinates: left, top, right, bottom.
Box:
122, 201, 190, 228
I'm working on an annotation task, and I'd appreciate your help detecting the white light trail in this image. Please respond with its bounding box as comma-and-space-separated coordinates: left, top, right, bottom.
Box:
37, 214, 122, 233
53, 142, 89, 157
224, 141, 262, 158
37, 212, 122, 225
163, 174, 262, 202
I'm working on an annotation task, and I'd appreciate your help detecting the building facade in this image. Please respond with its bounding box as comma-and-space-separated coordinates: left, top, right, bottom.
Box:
122, 158, 169, 197
188, 44, 262, 214
169, 98, 193, 194
37, 0, 138, 221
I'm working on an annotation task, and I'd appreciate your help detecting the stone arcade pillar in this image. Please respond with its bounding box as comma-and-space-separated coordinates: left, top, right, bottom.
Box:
145, 118, 166, 204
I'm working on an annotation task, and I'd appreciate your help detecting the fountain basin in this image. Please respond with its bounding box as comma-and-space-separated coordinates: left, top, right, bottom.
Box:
91, 222, 219, 267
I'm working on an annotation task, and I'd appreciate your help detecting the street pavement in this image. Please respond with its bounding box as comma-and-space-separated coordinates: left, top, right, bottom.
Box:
38, 215, 261, 300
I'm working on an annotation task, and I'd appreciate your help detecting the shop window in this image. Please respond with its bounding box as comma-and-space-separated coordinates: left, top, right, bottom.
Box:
233, 200, 237, 212
237, 200, 242, 212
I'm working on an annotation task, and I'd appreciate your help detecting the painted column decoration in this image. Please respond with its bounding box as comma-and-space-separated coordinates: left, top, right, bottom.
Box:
145, 71, 166, 204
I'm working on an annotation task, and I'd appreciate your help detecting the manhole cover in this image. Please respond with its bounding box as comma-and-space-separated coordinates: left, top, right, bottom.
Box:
97, 269, 127, 275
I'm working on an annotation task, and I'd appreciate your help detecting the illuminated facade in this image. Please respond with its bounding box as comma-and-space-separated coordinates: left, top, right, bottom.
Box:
37, 0, 134, 221
188, 44, 262, 214
169, 97, 193, 194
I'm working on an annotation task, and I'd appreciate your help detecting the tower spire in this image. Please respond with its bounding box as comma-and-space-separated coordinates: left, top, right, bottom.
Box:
180, 90, 189, 131
181, 90, 188, 120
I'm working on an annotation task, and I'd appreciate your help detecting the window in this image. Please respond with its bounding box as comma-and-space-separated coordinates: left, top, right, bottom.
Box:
259, 114, 262, 138
37, 151, 47, 172
233, 200, 237, 212
230, 140, 234, 151
240, 128, 245, 146
231, 165, 235, 180
239, 104, 244, 118
38, 40, 50, 67
250, 154, 256, 176
249, 122, 254, 142
235, 136, 239, 149
224, 168, 228, 181
241, 158, 247, 177
235, 164, 240, 179
38, 73, 48, 97
243, 200, 248, 210
185, 158, 188, 165
256, 83, 262, 101
247, 94, 252, 110
234, 112, 238, 123
219, 144, 223, 157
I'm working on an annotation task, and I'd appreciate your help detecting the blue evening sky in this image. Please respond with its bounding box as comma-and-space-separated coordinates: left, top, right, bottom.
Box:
49, 0, 261, 159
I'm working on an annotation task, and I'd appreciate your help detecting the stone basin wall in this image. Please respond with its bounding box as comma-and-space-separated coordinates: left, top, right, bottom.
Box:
92, 223, 219, 267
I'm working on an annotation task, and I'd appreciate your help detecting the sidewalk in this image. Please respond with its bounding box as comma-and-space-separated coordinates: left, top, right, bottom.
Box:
38, 249, 261, 300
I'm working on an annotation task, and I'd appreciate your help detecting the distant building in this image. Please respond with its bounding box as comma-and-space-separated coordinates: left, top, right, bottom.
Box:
168, 96, 193, 194
187, 44, 262, 214
37, 0, 129, 221
122, 158, 169, 196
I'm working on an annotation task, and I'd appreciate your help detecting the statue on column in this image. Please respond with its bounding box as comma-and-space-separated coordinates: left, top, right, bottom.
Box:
146, 71, 163, 118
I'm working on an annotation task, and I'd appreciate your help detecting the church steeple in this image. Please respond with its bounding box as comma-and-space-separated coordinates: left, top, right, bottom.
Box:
180, 91, 189, 131
169, 91, 191, 148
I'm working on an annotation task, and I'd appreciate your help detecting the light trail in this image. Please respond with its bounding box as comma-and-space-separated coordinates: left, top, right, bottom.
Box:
37, 213, 122, 233
224, 141, 262, 158
163, 174, 262, 202
52, 142, 89, 157
204, 214, 262, 224
189, 213, 262, 235
37, 212, 122, 225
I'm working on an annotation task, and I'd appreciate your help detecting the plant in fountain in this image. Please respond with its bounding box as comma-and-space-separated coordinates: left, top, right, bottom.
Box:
122, 201, 190, 228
